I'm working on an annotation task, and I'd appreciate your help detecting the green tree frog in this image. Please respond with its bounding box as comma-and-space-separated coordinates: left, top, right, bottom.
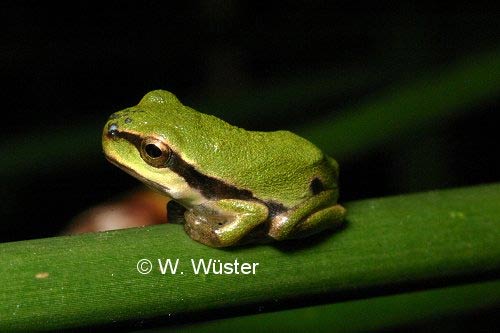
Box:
102, 90, 346, 247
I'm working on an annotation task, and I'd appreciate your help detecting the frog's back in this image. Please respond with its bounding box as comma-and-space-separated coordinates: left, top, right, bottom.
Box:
196, 124, 339, 207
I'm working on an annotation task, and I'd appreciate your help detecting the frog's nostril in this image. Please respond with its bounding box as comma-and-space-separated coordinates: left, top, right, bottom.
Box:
108, 123, 119, 137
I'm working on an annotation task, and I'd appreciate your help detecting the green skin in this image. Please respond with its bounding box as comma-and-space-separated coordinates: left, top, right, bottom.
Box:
102, 90, 345, 247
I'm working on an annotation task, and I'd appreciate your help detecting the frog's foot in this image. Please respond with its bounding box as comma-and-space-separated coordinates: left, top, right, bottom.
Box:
268, 190, 346, 241
184, 199, 268, 247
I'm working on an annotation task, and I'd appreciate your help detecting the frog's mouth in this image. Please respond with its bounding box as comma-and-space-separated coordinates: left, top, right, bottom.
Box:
105, 154, 170, 193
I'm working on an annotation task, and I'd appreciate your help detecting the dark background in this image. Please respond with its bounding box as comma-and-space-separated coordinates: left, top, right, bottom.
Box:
1, 2, 500, 332
1, 2, 499, 241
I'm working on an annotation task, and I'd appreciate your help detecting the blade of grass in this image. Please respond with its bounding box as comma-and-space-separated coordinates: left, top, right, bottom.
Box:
1, 183, 499, 331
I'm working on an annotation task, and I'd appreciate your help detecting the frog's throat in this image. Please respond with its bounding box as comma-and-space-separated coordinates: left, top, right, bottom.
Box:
106, 127, 287, 215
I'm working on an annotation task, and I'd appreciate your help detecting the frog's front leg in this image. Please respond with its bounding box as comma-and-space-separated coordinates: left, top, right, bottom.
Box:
184, 199, 269, 247
269, 190, 346, 240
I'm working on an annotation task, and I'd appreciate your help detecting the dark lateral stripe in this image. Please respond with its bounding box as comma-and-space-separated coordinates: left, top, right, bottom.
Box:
108, 127, 286, 215
168, 151, 254, 200
109, 129, 142, 149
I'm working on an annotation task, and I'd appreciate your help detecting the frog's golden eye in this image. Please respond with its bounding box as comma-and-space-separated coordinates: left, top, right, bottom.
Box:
140, 137, 171, 168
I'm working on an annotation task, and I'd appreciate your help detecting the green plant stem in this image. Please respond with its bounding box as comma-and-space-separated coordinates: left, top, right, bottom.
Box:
1, 183, 500, 331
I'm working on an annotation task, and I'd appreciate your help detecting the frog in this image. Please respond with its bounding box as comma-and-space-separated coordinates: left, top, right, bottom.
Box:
102, 90, 346, 247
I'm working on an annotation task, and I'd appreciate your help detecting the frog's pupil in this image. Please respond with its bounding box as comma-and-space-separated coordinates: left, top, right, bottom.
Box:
145, 143, 163, 158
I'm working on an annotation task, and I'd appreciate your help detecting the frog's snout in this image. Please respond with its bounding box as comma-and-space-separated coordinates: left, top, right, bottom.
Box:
106, 110, 137, 139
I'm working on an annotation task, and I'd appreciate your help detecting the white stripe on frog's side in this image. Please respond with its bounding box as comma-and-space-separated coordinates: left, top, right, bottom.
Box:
153, 172, 207, 207
107, 155, 207, 208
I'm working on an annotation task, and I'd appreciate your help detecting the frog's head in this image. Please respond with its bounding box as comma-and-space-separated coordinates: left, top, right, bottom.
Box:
102, 90, 204, 202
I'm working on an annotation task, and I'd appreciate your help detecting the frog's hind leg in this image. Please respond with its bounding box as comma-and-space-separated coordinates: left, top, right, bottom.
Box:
268, 190, 346, 241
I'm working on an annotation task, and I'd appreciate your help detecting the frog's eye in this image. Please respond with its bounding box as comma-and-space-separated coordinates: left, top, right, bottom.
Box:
140, 137, 171, 168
